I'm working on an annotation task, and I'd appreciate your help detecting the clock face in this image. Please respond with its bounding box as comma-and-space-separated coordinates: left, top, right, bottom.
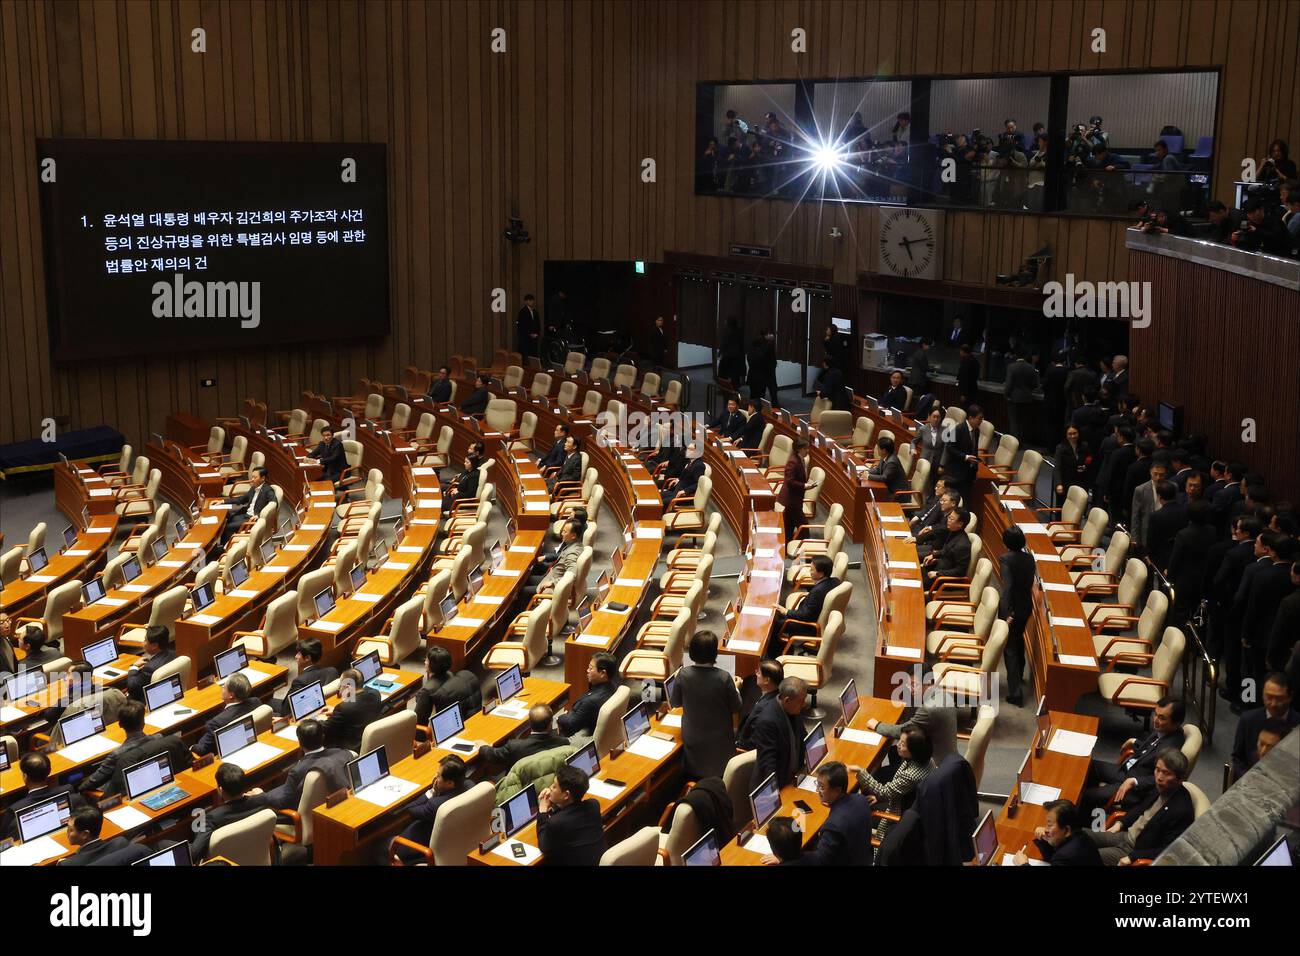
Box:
878, 208, 937, 278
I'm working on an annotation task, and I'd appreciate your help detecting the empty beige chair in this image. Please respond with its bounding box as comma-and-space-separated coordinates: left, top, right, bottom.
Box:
590, 356, 611, 381
296, 567, 336, 624
389, 402, 412, 433
97, 444, 133, 483
818, 410, 852, 439
933, 620, 1008, 704
279, 408, 310, 438
1082, 558, 1148, 625
107, 453, 151, 491
978, 418, 996, 453
415, 425, 454, 470
484, 599, 551, 672
120, 503, 171, 557
664, 532, 717, 583
661, 378, 683, 406
945, 405, 967, 427
151, 654, 192, 690
216, 435, 249, 477
657, 803, 702, 866
448, 546, 474, 602
192, 560, 221, 594
1070, 530, 1130, 588
600, 826, 660, 866
763, 434, 793, 483
985, 433, 1019, 474
483, 398, 518, 434
593, 685, 632, 758
1045, 485, 1090, 536
191, 425, 226, 461
530, 372, 553, 399
1180, 723, 1204, 774
308, 418, 330, 445
1, 547, 23, 586
502, 365, 525, 389
15, 580, 82, 648
359, 710, 417, 770
963, 705, 997, 790
800, 466, 826, 519
557, 380, 580, 407
640, 372, 661, 401
809, 396, 831, 425
249, 703, 275, 736
231, 590, 299, 660
23, 522, 47, 560
134, 526, 162, 568
664, 475, 712, 533
925, 557, 994, 624
777, 609, 844, 718
360, 392, 385, 421
356, 594, 425, 665
206, 808, 278, 865
1055, 506, 1108, 554
580, 389, 602, 417
722, 750, 759, 828
850, 416, 876, 455
1093, 590, 1169, 665
338, 439, 365, 486
510, 411, 538, 453
621, 606, 692, 682
115, 467, 161, 521
612, 363, 636, 390
665, 513, 723, 571
418, 570, 453, 631
564, 351, 585, 375
337, 467, 383, 520
41, 657, 74, 677
927, 587, 999, 662
390, 780, 496, 866
1098, 626, 1184, 715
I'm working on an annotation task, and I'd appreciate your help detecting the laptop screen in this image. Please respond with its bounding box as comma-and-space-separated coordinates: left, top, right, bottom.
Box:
0, 748, 9, 772
175, 519, 190, 541
313, 587, 336, 619
123, 752, 174, 801
468, 568, 484, 597
622, 703, 650, 745
135, 843, 193, 866
27, 547, 48, 574
431, 701, 465, 746
495, 664, 524, 704
352, 650, 382, 684
973, 809, 999, 865
228, 558, 249, 588
664, 670, 679, 706
83, 578, 106, 605
612, 547, 624, 576
152, 537, 169, 562
490, 542, 504, 568
839, 679, 860, 724
62, 525, 78, 549
190, 583, 216, 613
3, 669, 47, 702
122, 555, 141, 582
347, 747, 389, 792
566, 741, 599, 778
803, 723, 828, 774
83, 637, 118, 670
214, 645, 248, 681
214, 715, 257, 758
749, 772, 782, 830
349, 562, 367, 593
17, 792, 73, 843
501, 784, 539, 836
260, 539, 276, 564
57, 708, 106, 747
289, 681, 326, 722
683, 829, 721, 866
144, 675, 184, 712
439, 593, 459, 622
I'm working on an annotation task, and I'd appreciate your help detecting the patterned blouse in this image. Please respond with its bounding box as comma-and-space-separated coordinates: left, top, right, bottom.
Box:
857, 759, 933, 843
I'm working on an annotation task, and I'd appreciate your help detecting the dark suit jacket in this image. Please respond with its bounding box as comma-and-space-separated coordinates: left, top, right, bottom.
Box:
190, 795, 268, 861
79, 732, 193, 798
231, 483, 277, 521
674, 457, 706, 498
479, 731, 571, 771
868, 454, 907, 497
276, 664, 339, 715
1120, 727, 1187, 795
126, 649, 178, 700
999, 549, 1036, 619
934, 531, 972, 579
957, 356, 980, 400
797, 793, 873, 865
460, 387, 490, 416
540, 441, 566, 471
557, 452, 584, 485
448, 467, 480, 503
1034, 831, 1103, 865
1, 784, 84, 841
749, 701, 801, 791
711, 409, 745, 439
1146, 502, 1187, 571
1123, 785, 1194, 858
816, 366, 849, 410
557, 680, 617, 737
308, 437, 347, 482
257, 747, 352, 809
1003, 360, 1040, 403
324, 688, 383, 752
940, 422, 979, 489
192, 697, 264, 756
515, 305, 540, 354
57, 836, 136, 866
427, 379, 453, 404
398, 780, 472, 851
1231, 706, 1300, 780
880, 385, 909, 410
537, 798, 606, 866
1268, 590, 1300, 671
415, 670, 483, 725
738, 412, 766, 450
669, 664, 741, 779
789, 576, 839, 624
737, 691, 778, 750
1241, 562, 1294, 656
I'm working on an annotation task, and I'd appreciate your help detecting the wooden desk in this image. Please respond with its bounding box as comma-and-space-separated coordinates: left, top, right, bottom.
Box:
0, 652, 141, 739
862, 501, 928, 699
723, 512, 785, 680
994, 710, 1099, 849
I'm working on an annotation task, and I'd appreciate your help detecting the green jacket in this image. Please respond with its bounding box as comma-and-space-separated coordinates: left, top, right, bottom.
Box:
495, 745, 577, 804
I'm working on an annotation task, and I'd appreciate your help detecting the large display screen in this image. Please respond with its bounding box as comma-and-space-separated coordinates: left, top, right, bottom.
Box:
38, 139, 389, 360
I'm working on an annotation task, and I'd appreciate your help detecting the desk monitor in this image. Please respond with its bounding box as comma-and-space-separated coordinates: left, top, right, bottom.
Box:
214, 645, 249, 681
122, 554, 141, 582
439, 593, 459, 622
577, 601, 594, 632
61, 524, 78, 550
0, 748, 9, 772
3, 668, 48, 702
175, 518, 190, 541
313, 586, 336, 620
347, 746, 390, 793
622, 702, 651, 746
288, 680, 326, 722
495, 664, 524, 704
190, 582, 216, 614
506, 517, 517, 543
81, 577, 106, 607
214, 714, 258, 758
16, 792, 73, 843
1255, 835, 1294, 866
81, 505, 92, 530
260, 538, 277, 565
839, 679, 860, 723
468, 567, 484, 597
489, 541, 504, 569
226, 557, 248, 589
749, 772, 782, 831
501, 783, 539, 836
352, 650, 382, 684
595, 572, 611, 605
123, 752, 175, 801
392, 518, 405, 548
566, 741, 599, 779
56, 708, 105, 748
683, 829, 721, 866
151, 536, 169, 563
26, 547, 48, 575
431, 701, 469, 749
144, 674, 184, 713
135, 842, 193, 866
82, 636, 118, 670
664, 670, 679, 707
803, 723, 828, 774
347, 562, 367, 596
611, 546, 624, 577
973, 809, 999, 865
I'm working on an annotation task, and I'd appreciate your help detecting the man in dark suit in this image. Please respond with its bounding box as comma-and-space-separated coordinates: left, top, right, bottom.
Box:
939, 406, 983, 495
558, 653, 618, 738
413, 645, 483, 727
522, 519, 584, 600
324, 668, 383, 752
459, 374, 491, 416
865, 672, 958, 765
880, 370, 909, 411
1145, 480, 1187, 572
1012, 800, 1102, 866
539, 423, 570, 472
775, 556, 838, 638
737, 399, 766, 450
76, 701, 192, 798
549, 435, 583, 492
1240, 540, 1298, 692
276, 638, 339, 716
190, 764, 269, 862
1086, 750, 1195, 865
427, 366, 454, 404
516, 293, 541, 358
737, 659, 783, 750
1082, 697, 1186, 812
909, 477, 954, 538
663, 442, 705, 506
537, 765, 606, 866
477, 704, 570, 773
923, 510, 971, 585
747, 330, 779, 407
391, 754, 472, 863
443, 452, 482, 512
866, 435, 907, 496
750, 678, 807, 791
1098, 425, 1137, 520
814, 358, 849, 411
780, 761, 872, 865
999, 525, 1037, 706
945, 317, 968, 348
307, 426, 347, 483
1168, 500, 1219, 617
57, 806, 138, 867
1230, 672, 1298, 780
1268, 565, 1300, 675
1, 752, 86, 841
191, 673, 260, 757
253, 719, 351, 811
709, 396, 746, 440
907, 340, 931, 392
125, 625, 177, 701
649, 314, 669, 367
956, 344, 980, 406
1003, 352, 1040, 443
1063, 357, 1099, 415
221, 466, 277, 547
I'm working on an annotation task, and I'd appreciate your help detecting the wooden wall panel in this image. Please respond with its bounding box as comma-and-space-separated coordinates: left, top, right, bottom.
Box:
1, 0, 1296, 454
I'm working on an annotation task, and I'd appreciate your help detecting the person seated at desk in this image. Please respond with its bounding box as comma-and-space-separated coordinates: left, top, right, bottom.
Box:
427, 366, 453, 404
813, 357, 849, 411
443, 452, 483, 513
864, 671, 958, 771
709, 396, 746, 440
392, 754, 471, 864
323, 668, 383, 753
190, 764, 267, 862
523, 518, 584, 600
539, 422, 571, 473
913, 489, 961, 561
1249, 718, 1292, 773
306, 425, 347, 483
852, 728, 933, 845
1082, 696, 1186, 813
275, 638, 339, 716
477, 704, 570, 773
41, 663, 127, 735
762, 815, 804, 865
413, 645, 483, 727
125, 625, 178, 702
548, 435, 584, 492
459, 373, 492, 416
768, 761, 873, 866
749, 678, 807, 791
880, 369, 908, 411
1, 753, 87, 841
737, 398, 766, 451
1012, 799, 1102, 866
16, 625, 61, 668
1230, 672, 1299, 781
220, 465, 276, 547
191, 673, 261, 757
737, 659, 784, 750
0, 611, 18, 673
76, 701, 193, 799
908, 476, 954, 537
663, 440, 706, 507
558, 652, 619, 739
922, 510, 971, 585
772, 555, 838, 640
1085, 749, 1194, 865
57, 806, 146, 867
537, 764, 607, 866
254, 718, 351, 810
866, 435, 907, 497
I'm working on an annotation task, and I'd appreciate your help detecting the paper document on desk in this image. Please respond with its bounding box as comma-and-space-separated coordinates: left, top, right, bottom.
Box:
492, 568, 521, 578
740, 606, 773, 618
492, 840, 542, 865
1042, 582, 1075, 592
354, 776, 421, 808
492, 701, 531, 721
99, 597, 129, 607
1034, 552, 1061, 563
106, 804, 153, 831
1019, 782, 1062, 806
1049, 616, 1085, 628
448, 617, 484, 629
575, 634, 609, 646
65, 549, 91, 557
884, 645, 922, 660
587, 779, 626, 801
796, 774, 820, 794
627, 734, 675, 761
741, 834, 772, 856
158, 560, 186, 568
221, 742, 283, 771
1057, 654, 1096, 667
727, 639, 761, 653
188, 614, 222, 626
238, 666, 274, 686
750, 569, 781, 579
0, 836, 66, 867
352, 592, 382, 603
59, 734, 117, 763
27, 575, 57, 583
262, 565, 289, 574
275, 723, 303, 742
1, 705, 28, 723
840, 728, 883, 746
121, 583, 149, 593
313, 621, 345, 632
146, 703, 194, 729
1047, 729, 1097, 757
1001, 854, 1049, 866
659, 713, 682, 728
1016, 523, 1048, 535
229, 589, 258, 599
883, 530, 909, 539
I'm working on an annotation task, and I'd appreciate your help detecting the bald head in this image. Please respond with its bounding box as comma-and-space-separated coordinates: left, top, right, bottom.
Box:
528, 704, 554, 732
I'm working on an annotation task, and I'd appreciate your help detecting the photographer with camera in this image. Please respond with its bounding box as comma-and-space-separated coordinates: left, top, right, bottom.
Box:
937, 132, 977, 205
1261, 139, 1297, 182
992, 118, 1029, 209
1085, 115, 1109, 150
1232, 197, 1290, 255
1205, 200, 1244, 244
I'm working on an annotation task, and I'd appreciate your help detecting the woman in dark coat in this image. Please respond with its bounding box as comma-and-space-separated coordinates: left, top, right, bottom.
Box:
668, 631, 742, 780
778, 437, 811, 543
1052, 423, 1092, 507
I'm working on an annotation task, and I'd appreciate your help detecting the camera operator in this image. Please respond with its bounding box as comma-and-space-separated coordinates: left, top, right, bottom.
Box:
1260, 139, 1297, 182
721, 109, 746, 145
1205, 200, 1244, 244
1134, 207, 1190, 238
1085, 115, 1109, 150
1232, 197, 1290, 255
993, 119, 1029, 209
1026, 133, 1051, 210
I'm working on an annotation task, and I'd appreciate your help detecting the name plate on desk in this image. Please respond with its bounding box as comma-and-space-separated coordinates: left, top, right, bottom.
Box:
229, 589, 258, 599
311, 489, 333, 497
448, 617, 485, 629
352, 593, 382, 603
208, 502, 232, 510
397, 546, 423, 553
174, 541, 204, 549
158, 560, 186, 568
300, 524, 326, 531
88, 488, 113, 497
27, 575, 57, 584
892, 579, 921, 588
740, 606, 773, 618
575, 634, 610, 646
727, 639, 761, 652
412, 467, 436, 476
887, 561, 916, 570
1049, 616, 1085, 628
1042, 582, 1075, 592
413, 518, 438, 525
384, 562, 412, 571
750, 569, 781, 579
754, 548, 777, 558
418, 499, 441, 509
840, 727, 883, 746
64, 549, 92, 557
1057, 654, 1097, 667
475, 595, 505, 606
525, 502, 549, 512
188, 614, 221, 626
492, 568, 521, 578
631, 479, 656, 486
635, 527, 663, 539
883, 530, 909, 538
1017, 522, 1048, 535
884, 645, 922, 659
100, 597, 129, 607
262, 565, 289, 574
879, 515, 905, 524
121, 583, 149, 593
491, 840, 542, 865
284, 544, 310, 551
509, 546, 534, 554
614, 577, 643, 588
199, 516, 219, 525
313, 621, 345, 633
523, 489, 547, 497
1033, 553, 1061, 563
